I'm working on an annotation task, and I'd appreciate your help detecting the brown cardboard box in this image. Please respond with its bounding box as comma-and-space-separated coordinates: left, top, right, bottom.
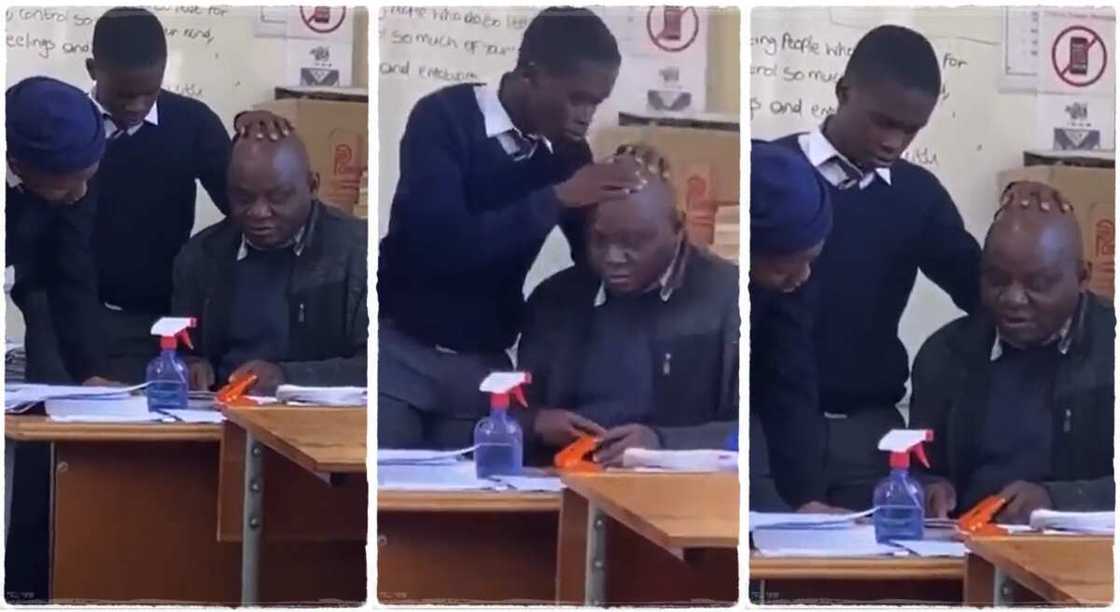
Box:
997, 152, 1115, 299
590, 116, 740, 252
254, 88, 368, 213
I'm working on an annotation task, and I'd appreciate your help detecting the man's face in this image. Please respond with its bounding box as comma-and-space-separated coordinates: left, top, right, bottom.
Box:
525, 59, 618, 143
227, 140, 314, 249
87, 59, 164, 129
11, 158, 99, 206
751, 242, 824, 294
586, 184, 679, 295
981, 215, 1087, 347
832, 78, 937, 170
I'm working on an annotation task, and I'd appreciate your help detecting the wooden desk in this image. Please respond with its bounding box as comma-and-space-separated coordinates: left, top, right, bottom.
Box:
557, 472, 739, 605
377, 489, 561, 604
4, 415, 363, 604
750, 554, 964, 604
221, 407, 367, 605
964, 535, 1114, 606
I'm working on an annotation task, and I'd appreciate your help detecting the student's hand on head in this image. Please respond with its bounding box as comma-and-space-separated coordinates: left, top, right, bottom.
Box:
592, 424, 660, 467
533, 409, 606, 447
924, 479, 958, 519
1001, 181, 1073, 215
229, 360, 286, 396
81, 376, 125, 387
234, 111, 294, 142
797, 501, 852, 514
994, 480, 1052, 525
554, 157, 646, 208
186, 359, 216, 391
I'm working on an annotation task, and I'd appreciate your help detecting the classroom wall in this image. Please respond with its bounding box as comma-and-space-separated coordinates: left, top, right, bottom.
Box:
750, 7, 1116, 402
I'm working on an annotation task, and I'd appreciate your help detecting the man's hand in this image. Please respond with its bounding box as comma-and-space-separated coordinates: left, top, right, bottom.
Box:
1001, 181, 1073, 214
925, 479, 958, 519
234, 111, 293, 141
82, 376, 124, 387
229, 360, 285, 395
797, 501, 852, 514
533, 409, 606, 447
593, 423, 660, 467
187, 359, 216, 391
554, 157, 645, 208
995, 481, 1053, 524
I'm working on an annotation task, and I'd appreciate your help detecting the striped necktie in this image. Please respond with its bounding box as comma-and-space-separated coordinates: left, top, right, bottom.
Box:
832, 156, 865, 190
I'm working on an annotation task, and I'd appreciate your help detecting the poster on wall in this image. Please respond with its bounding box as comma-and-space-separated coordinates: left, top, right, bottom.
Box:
1037, 8, 1115, 97
604, 6, 709, 116
1034, 94, 1115, 151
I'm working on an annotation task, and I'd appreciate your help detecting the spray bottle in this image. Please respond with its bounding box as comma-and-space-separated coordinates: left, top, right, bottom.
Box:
873, 429, 933, 543
474, 372, 530, 478
146, 317, 195, 412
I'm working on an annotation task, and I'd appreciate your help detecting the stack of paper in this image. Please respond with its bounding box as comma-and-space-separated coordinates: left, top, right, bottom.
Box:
378, 447, 475, 465
376, 448, 565, 492
748, 508, 876, 532
46, 395, 157, 422
621, 448, 738, 472
1029, 510, 1114, 535
753, 524, 906, 557
276, 385, 367, 406
6, 383, 148, 413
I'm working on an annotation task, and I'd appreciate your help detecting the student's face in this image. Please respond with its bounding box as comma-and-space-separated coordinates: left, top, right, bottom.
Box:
227, 141, 316, 249
831, 78, 937, 170
587, 189, 680, 295
86, 59, 164, 129
10, 158, 99, 206
981, 225, 1087, 347
526, 60, 618, 143
750, 242, 824, 294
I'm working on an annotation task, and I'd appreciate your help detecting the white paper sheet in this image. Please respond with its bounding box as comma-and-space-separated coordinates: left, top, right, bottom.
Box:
622, 448, 737, 472
1029, 510, 1114, 534
753, 525, 906, 557
892, 540, 968, 557
377, 446, 477, 465
493, 475, 565, 492
275, 384, 366, 406
377, 461, 499, 491
749, 508, 877, 532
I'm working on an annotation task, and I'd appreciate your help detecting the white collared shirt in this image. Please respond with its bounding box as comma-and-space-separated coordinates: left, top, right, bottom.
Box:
474, 76, 552, 160
88, 87, 159, 138
593, 239, 684, 307
990, 316, 1074, 361
797, 124, 891, 190
7, 165, 22, 190
236, 225, 308, 262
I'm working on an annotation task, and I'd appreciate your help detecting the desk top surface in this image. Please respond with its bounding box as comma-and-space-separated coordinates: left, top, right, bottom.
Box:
5, 415, 222, 442
223, 406, 366, 475
377, 489, 561, 513
749, 554, 965, 581
562, 471, 738, 551
966, 534, 1114, 605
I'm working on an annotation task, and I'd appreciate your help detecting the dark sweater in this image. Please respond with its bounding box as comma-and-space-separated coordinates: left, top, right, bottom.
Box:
749, 282, 826, 507
94, 90, 231, 315
171, 201, 367, 387
219, 247, 296, 382
574, 292, 657, 427
773, 134, 982, 413
378, 83, 590, 353
6, 184, 105, 381
911, 295, 1115, 513
518, 244, 738, 463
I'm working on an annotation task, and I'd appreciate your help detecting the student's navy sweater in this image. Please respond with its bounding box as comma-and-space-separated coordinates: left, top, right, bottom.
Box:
94, 90, 231, 315
378, 83, 591, 353
773, 134, 982, 413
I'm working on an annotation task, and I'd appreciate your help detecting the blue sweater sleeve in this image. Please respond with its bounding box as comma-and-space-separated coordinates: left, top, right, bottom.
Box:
48, 194, 107, 381
918, 177, 982, 314
391, 95, 563, 275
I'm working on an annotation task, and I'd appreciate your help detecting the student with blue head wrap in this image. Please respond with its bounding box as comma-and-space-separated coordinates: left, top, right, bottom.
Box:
748, 139, 841, 513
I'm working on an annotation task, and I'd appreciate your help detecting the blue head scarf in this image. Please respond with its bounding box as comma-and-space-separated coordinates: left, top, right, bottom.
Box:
6, 76, 106, 174
750, 139, 833, 255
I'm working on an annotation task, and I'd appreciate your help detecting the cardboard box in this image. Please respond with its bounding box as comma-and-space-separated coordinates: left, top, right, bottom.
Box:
997, 151, 1115, 299
254, 88, 368, 213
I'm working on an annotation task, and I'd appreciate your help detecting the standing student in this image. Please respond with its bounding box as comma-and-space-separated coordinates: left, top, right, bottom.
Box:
378, 7, 646, 449
769, 25, 983, 510
748, 141, 837, 513
23, 7, 289, 384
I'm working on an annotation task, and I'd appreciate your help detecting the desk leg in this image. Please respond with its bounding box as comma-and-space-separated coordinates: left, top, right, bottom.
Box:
241, 434, 264, 605
585, 504, 607, 606
992, 567, 1012, 606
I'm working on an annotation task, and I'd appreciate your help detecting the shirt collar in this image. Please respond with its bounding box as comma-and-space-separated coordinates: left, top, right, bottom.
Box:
7, 164, 22, 190
799, 121, 891, 189
474, 75, 553, 154
237, 224, 309, 262
89, 87, 159, 137
594, 238, 687, 307
990, 313, 1076, 361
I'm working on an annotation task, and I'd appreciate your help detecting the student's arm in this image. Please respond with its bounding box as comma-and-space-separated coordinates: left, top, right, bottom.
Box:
917, 179, 983, 315
751, 283, 828, 507
193, 104, 233, 215
749, 410, 792, 512
46, 196, 107, 382
390, 95, 566, 275
908, 327, 955, 481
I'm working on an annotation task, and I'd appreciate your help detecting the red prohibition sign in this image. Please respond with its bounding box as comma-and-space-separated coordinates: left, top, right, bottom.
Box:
1051, 25, 1107, 87
299, 6, 347, 34
646, 7, 700, 53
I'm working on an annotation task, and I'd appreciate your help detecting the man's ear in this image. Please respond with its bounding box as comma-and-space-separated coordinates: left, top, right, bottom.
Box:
835, 77, 849, 107
85, 58, 97, 82
1078, 260, 1091, 289
521, 61, 542, 87
309, 171, 320, 195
